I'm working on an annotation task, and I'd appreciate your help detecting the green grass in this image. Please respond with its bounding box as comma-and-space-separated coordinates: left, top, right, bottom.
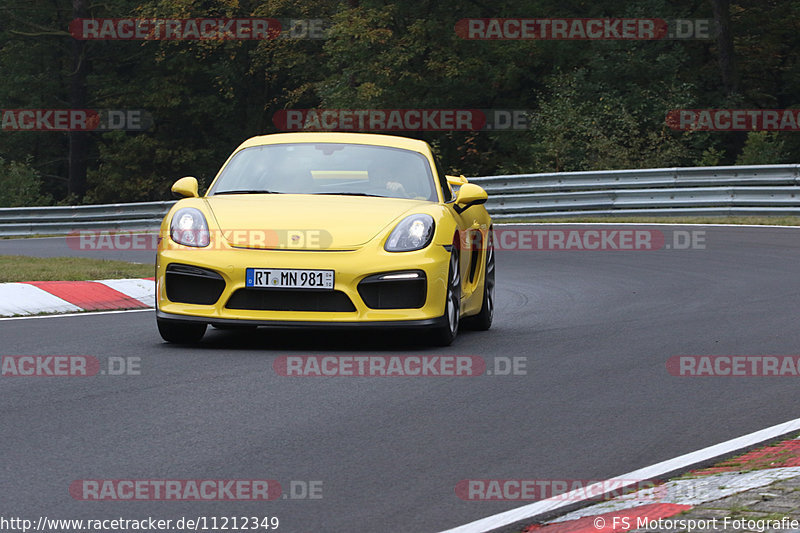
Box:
0, 234, 63, 239
500, 216, 800, 225
0, 255, 153, 283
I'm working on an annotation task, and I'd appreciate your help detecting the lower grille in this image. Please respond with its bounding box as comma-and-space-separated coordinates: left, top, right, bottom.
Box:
225, 289, 356, 312
166, 263, 225, 305
358, 271, 427, 309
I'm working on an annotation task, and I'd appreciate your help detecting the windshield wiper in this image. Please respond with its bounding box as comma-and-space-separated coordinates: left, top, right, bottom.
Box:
213, 189, 281, 195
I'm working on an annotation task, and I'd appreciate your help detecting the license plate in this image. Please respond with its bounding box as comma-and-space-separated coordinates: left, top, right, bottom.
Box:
246, 268, 334, 289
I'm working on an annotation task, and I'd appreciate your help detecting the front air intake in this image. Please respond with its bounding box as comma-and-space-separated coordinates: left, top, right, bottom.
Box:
165, 263, 225, 305
226, 289, 356, 312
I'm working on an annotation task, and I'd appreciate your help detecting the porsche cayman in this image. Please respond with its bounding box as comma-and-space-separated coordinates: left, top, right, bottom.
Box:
155, 132, 494, 345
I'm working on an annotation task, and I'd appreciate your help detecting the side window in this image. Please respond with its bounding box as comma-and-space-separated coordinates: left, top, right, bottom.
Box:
432, 153, 453, 202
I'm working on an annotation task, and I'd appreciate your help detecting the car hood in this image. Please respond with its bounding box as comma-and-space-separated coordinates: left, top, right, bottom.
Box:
205, 194, 430, 250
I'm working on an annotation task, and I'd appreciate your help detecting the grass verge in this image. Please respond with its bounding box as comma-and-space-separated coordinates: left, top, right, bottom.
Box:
0, 255, 153, 283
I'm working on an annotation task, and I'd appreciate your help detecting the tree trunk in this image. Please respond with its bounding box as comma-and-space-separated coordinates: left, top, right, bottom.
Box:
68, 0, 89, 199
710, 0, 738, 95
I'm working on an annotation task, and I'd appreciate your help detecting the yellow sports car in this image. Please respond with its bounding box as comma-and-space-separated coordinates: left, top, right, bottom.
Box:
155, 132, 494, 345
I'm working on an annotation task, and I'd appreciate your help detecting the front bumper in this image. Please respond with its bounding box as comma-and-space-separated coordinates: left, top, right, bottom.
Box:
156, 309, 447, 329
155, 243, 451, 325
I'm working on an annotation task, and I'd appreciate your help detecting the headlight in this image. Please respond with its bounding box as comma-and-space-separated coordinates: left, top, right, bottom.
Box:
385, 214, 435, 252
170, 207, 210, 247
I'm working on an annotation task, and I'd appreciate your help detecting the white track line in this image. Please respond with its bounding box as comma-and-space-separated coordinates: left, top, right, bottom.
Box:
438, 417, 800, 533
0, 308, 153, 321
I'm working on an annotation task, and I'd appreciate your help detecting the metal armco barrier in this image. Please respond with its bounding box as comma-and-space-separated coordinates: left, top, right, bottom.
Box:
0, 201, 175, 236
1, 164, 799, 235
469, 164, 800, 220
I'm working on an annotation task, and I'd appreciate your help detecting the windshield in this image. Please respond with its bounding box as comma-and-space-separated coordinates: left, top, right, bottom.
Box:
209, 143, 437, 201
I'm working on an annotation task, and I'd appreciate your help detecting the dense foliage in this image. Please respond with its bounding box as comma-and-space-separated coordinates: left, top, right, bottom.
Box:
0, 0, 797, 205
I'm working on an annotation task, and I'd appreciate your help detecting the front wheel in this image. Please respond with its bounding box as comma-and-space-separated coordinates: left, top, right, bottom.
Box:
429, 246, 461, 346
157, 318, 207, 344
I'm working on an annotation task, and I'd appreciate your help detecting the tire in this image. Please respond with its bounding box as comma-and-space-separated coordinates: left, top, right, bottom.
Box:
429, 246, 461, 346
157, 318, 207, 344
463, 229, 495, 331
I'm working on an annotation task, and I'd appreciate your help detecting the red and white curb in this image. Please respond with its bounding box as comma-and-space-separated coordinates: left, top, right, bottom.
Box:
0, 278, 155, 317
530, 465, 800, 533
441, 418, 800, 533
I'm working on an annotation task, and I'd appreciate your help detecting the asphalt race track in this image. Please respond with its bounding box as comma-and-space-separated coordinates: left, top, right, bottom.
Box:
2, 225, 800, 532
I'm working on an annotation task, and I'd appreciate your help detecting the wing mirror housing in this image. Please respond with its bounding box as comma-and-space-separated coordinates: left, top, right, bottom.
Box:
454, 183, 488, 214
446, 174, 468, 187
172, 176, 199, 198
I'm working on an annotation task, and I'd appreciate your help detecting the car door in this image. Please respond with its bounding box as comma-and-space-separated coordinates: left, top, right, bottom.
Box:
433, 156, 487, 308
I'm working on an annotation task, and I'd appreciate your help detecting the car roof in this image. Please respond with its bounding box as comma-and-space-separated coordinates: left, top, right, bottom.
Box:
236, 132, 432, 155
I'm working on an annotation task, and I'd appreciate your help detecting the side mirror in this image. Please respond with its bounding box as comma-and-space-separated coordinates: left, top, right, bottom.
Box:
454, 183, 487, 214
446, 175, 468, 186
172, 176, 199, 198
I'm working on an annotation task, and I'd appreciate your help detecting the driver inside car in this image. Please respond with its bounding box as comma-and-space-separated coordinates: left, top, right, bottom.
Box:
368, 163, 417, 199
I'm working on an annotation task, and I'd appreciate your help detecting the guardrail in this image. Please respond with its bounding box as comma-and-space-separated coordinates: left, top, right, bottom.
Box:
469, 164, 800, 220
1, 164, 799, 236
0, 201, 174, 236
